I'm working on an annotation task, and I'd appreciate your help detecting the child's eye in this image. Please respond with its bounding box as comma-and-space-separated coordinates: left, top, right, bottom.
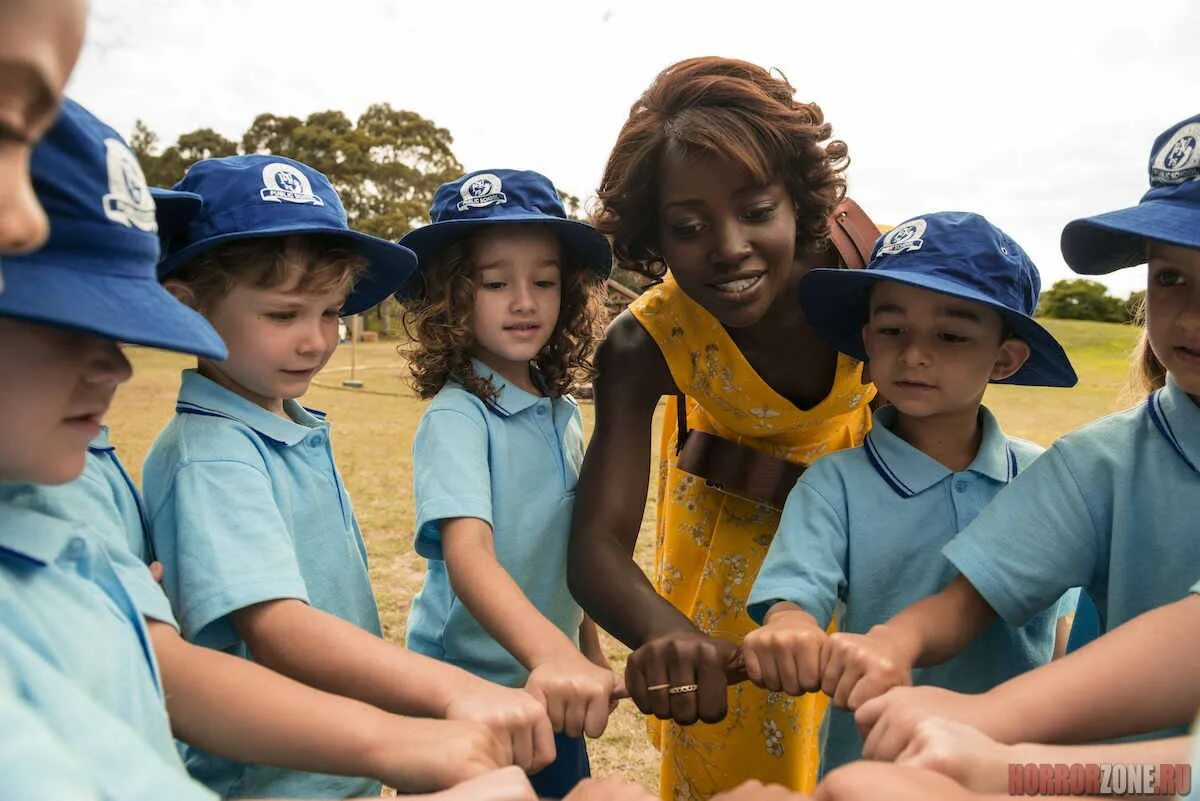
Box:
480, 281, 506, 290
323, 309, 342, 318
939, 332, 970, 344
266, 311, 296, 321
535, 280, 559, 289
1153, 268, 1185, 288
875, 326, 902, 336
743, 204, 777, 223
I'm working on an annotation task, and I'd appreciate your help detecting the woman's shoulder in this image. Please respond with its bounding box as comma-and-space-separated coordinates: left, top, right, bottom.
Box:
594, 309, 676, 398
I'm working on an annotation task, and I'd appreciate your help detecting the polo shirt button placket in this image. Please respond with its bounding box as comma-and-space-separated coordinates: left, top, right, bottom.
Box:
953, 478, 969, 493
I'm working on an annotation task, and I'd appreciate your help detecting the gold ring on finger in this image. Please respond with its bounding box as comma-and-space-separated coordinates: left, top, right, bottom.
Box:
668, 683, 699, 695
646, 683, 671, 692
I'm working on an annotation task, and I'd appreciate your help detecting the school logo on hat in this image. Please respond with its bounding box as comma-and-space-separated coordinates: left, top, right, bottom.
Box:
1152, 122, 1200, 185
457, 172, 507, 211
259, 162, 324, 206
102, 139, 157, 231
876, 218, 926, 256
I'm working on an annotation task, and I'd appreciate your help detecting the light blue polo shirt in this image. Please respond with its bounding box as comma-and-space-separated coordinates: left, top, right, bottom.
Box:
0, 429, 175, 626
405, 360, 585, 687
943, 375, 1200, 740
0, 623, 215, 801
748, 405, 1070, 774
143, 369, 380, 799
0, 503, 195, 779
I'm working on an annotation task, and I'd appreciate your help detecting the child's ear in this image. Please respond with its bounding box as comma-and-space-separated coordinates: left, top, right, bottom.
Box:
164, 280, 198, 310
991, 337, 1032, 382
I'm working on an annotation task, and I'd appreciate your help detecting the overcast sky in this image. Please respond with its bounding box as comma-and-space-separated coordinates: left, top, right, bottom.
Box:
70, 0, 1199, 297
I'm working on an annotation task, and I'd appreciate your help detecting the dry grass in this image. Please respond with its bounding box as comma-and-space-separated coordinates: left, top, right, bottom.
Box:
107, 318, 1141, 793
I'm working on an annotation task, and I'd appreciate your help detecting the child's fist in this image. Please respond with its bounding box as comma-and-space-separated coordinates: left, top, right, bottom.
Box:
743, 605, 827, 695
819, 629, 913, 711
525, 656, 620, 739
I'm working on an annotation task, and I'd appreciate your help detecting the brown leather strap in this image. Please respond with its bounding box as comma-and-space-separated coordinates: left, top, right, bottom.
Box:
827, 198, 880, 269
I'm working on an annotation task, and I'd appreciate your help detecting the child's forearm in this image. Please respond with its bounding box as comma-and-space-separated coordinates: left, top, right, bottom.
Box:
231, 598, 483, 717
442, 517, 582, 669
148, 621, 496, 790
981, 594, 1200, 744
1010, 737, 1191, 772
870, 575, 997, 668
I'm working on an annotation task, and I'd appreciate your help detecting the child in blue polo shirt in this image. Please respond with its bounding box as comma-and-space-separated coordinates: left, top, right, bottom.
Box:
850, 113, 1200, 758
0, 98, 230, 801
743, 211, 1079, 774
0, 99, 544, 801
146, 155, 556, 798
398, 169, 620, 798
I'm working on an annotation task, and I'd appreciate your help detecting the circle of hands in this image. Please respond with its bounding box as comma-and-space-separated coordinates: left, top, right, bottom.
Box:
436, 624, 1009, 801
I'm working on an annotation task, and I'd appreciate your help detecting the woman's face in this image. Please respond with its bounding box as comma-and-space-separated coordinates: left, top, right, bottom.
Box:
0, 0, 87, 255
655, 147, 798, 328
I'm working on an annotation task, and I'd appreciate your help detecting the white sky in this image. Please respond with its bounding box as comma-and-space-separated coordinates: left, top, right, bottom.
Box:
70, 0, 1199, 298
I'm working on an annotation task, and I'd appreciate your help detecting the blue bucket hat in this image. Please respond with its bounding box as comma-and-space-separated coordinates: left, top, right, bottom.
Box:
398, 169, 612, 298
0, 99, 226, 360
1062, 113, 1200, 274
157, 154, 418, 315
801, 211, 1077, 388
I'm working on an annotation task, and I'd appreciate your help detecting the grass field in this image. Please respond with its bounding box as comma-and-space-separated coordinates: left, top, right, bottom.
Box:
106, 318, 1142, 793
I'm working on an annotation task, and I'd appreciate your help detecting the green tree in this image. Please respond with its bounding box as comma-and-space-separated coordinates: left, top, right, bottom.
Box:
1037, 279, 1127, 323
133, 105, 464, 336
1125, 289, 1147, 323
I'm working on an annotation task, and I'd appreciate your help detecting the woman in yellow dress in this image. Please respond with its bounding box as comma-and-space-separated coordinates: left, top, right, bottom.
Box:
567, 57, 875, 800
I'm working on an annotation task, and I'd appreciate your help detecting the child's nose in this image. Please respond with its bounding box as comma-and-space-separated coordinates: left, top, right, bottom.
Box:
0, 156, 50, 255
83, 337, 133, 386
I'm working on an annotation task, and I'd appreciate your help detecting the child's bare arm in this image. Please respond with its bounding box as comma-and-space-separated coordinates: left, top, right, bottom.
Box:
441, 516, 620, 739
893, 717, 1190, 796
148, 621, 512, 792
227, 597, 554, 772
857, 593, 1200, 760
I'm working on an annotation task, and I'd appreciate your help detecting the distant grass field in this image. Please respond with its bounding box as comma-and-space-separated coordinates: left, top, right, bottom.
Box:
107, 318, 1142, 793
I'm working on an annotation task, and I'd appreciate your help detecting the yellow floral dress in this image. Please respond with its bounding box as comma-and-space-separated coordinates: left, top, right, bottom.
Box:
629, 274, 875, 800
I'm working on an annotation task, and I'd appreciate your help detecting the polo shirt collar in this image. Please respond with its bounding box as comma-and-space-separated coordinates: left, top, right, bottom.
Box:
1146, 374, 1200, 474
469, 358, 544, 417
864, 405, 1017, 498
88, 426, 114, 453
0, 505, 79, 566
175, 369, 321, 446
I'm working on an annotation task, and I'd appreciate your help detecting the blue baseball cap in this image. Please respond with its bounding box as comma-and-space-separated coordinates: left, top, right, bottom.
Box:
157, 155, 418, 315
0, 99, 226, 360
1062, 113, 1200, 274
801, 211, 1077, 388
398, 169, 612, 298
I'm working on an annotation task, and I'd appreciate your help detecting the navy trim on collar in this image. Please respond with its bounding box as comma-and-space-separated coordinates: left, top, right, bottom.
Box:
0, 506, 79, 565
1146, 380, 1200, 474
864, 405, 1019, 498
173, 370, 322, 446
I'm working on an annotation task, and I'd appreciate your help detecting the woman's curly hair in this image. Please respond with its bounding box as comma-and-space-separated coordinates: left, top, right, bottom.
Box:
401, 226, 606, 403
593, 56, 849, 279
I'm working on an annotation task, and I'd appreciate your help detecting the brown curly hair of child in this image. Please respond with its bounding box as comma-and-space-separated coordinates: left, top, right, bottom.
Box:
592, 55, 850, 280
401, 228, 606, 403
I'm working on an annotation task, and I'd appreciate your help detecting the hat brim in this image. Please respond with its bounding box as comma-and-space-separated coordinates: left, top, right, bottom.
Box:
0, 258, 228, 359
157, 224, 418, 316
800, 268, 1078, 388
1061, 199, 1200, 275
150, 188, 202, 237
397, 215, 613, 299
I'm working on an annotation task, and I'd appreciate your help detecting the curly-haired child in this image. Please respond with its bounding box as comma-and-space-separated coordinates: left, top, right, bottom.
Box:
399, 169, 617, 799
